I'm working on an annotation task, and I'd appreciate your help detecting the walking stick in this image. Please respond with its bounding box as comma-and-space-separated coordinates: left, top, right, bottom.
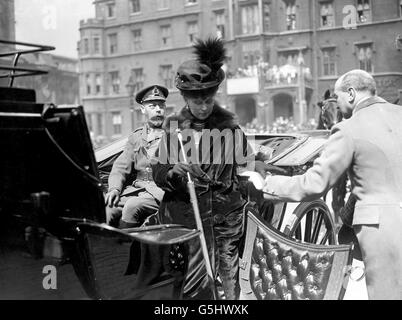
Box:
176, 129, 218, 300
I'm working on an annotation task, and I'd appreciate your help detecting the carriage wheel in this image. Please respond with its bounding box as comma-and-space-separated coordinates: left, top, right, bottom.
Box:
283, 200, 336, 245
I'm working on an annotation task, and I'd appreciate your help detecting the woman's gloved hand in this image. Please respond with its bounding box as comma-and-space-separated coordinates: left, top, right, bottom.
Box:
168, 163, 209, 180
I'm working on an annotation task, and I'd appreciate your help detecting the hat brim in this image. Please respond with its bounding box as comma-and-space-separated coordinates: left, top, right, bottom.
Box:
175, 69, 225, 91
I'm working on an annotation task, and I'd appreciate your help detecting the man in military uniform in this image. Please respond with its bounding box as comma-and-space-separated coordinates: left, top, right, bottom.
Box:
105, 85, 168, 229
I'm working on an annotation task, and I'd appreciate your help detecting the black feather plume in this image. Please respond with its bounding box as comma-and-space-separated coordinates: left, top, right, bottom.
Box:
193, 37, 227, 72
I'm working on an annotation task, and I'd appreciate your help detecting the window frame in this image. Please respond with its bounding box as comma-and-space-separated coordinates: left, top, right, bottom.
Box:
109, 71, 120, 94
187, 21, 199, 44
157, 0, 169, 10
241, 4, 260, 35
106, 2, 116, 19
132, 28, 142, 51
321, 47, 337, 77
160, 25, 172, 48
285, 3, 297, 31
214, 10, 226, 39
108, 33, 118, 54
355, 42, 374, 73
95, 74, 102, 94
129, 0, 141, 14
320, 1, 335, 28
111, 111, 123, 136
93, 36, 100, 54
356, 0, 372, 24
86, 73, 91, 95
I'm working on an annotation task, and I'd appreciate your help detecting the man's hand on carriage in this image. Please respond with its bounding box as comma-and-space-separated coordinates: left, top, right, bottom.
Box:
105, 189, 120, 207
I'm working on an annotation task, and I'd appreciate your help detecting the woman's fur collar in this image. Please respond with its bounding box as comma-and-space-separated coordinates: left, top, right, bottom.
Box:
163, 103, 239, 132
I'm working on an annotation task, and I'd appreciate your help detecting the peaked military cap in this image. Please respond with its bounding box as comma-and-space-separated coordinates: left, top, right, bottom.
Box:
135, 85, 169, 104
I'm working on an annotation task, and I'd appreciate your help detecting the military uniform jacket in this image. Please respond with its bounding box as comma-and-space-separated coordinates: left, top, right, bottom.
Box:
264, 96, 402, 226
108, 124, 164, 202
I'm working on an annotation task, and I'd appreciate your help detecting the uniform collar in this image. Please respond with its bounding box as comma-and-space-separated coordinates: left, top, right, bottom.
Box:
353, 96, 387, 114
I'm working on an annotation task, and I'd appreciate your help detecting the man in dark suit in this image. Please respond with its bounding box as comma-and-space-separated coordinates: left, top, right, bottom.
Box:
248, 69, 402, 299
105, 85, 168, 228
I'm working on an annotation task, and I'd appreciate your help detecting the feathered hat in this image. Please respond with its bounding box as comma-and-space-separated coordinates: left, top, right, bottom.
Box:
175, 37, 227, 91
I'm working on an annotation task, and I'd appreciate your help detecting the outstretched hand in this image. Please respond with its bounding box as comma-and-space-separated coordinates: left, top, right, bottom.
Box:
239, 171, 266, 190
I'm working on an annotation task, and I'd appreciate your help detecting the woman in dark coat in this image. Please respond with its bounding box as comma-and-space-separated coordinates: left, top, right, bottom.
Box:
151, 38, 264, 300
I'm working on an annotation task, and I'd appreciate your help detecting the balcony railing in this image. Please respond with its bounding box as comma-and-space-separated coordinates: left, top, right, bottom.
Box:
226, 63, 313, 94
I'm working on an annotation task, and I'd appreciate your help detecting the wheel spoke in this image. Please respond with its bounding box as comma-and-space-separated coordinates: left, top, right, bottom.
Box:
311, 211, 324, 243
320, 230, 330, 245
304, 210, 313, 242
295, 224, 302, 240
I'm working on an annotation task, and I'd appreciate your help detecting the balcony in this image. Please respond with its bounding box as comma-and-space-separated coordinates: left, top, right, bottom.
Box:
226, 63, 313, 95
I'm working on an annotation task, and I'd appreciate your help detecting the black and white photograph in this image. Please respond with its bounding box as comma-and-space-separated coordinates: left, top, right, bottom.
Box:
1, 0, 402, 304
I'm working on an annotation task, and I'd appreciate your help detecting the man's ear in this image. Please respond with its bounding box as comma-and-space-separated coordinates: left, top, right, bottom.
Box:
140, 105, 145, 114
348, 88, 356, 103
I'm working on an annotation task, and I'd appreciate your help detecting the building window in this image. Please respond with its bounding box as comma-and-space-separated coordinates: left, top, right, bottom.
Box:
97, 113, 104, 135
242, 41, 261, 70
357, 0, 371, 23
285, 3, 297, 30
132, 29, 142, 51
108, 33, 118, 54
186, 0, 197, 5
86, 74, 91, 95
112, 112, 122, 135
132, 68, 144, 92
161, 25, 172, 47
322, 48, 337, 76
160, 65, 173, 88
187, 21, 199, 43
215, 11, 225, 39
109, 71, 120, 94
93, 37, 100, 54
320, 2, 335, 27
95, 74, 101, 94
356, 44, 373, 72
157, 0, 169, 10
83, 38, 89, 55
263, 3, 270, 32
129, 0, 141, 13
400, 0, 402, 16
278, 51, 300, 66
106, 2, 115, 18
241, 5, 260, 34
86, 114, 93, 133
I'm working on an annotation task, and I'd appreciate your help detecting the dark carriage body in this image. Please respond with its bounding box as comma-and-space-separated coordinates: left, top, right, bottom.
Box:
0, 87, 197, 300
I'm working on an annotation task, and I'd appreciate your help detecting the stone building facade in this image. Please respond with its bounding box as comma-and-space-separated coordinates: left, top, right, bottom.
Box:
79, 0, 402, 143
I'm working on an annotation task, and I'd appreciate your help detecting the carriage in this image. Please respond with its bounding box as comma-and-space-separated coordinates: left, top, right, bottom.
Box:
0, 40, 355, 300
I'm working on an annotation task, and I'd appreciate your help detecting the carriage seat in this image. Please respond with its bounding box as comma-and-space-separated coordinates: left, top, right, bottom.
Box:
240, 209, 353, 300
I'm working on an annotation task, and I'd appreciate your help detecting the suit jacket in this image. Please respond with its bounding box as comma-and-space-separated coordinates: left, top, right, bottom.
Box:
108, 124, 164, 201
263, 96, 402, 226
